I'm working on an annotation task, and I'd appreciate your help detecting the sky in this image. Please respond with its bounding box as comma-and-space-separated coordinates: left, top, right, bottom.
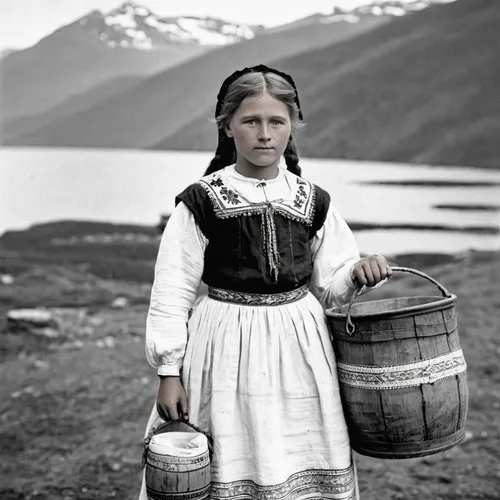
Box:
1, 0, 381, 51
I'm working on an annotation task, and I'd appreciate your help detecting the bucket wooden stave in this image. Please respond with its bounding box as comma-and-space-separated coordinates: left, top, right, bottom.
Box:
143, 420, 212, 500
326, 267, 469, 459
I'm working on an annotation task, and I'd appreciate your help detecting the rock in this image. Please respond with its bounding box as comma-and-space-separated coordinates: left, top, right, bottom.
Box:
7, 308, 55, 327
33, 360, 49, 370
88, 315, 104, 327
59, 340, 85, 350
111, 297, 129, 309
7, 308, 62, 337
80, 326, 95, 337
34, 327, 61, 338
0, 274, 14, 285
96, 336, 116, 348
103, 335, 116, 348
11, 386, 41, 398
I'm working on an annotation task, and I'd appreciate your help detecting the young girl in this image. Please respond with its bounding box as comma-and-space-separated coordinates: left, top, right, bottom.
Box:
139, 64, 392, 500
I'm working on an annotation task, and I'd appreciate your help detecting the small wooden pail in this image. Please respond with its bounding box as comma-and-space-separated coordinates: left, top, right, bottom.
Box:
143, 420, 213, 500
326, 267, 469, 459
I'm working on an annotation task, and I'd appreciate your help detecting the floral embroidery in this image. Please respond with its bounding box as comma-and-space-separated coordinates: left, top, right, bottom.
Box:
198, 171, 317, 226
208, 176, 242, 205
294, 195, 305, 209
210, 177, 224, 188
220, 187, 241, 205
210, 466, 356, 500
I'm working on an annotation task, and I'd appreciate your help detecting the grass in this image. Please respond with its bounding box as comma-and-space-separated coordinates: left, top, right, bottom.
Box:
0, 250, 499, 499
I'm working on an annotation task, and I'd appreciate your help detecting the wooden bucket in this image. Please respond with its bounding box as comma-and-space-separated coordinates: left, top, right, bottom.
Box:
143, 420, 212, 500
325, 267, 469, 459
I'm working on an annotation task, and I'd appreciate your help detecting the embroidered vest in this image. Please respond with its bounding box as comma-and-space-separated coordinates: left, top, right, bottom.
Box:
175, 171, 330, 294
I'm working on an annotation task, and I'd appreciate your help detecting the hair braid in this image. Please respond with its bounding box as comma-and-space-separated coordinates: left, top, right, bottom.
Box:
204, 136, 237, 176
284, 136, 302, 177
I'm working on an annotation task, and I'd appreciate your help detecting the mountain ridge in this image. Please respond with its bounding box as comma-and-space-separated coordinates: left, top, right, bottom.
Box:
154, 0, 499, 168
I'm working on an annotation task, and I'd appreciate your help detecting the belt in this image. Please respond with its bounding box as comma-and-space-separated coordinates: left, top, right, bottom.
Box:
208, 285, 309, 306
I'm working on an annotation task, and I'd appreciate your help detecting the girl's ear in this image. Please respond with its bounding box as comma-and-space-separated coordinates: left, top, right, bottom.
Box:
225, 124, 233, 138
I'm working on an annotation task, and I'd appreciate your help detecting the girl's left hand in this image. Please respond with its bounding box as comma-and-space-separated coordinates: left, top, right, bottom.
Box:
351, 254, 392, 287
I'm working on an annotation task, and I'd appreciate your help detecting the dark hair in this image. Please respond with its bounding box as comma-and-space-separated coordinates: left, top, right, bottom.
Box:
205, 66, 305, 177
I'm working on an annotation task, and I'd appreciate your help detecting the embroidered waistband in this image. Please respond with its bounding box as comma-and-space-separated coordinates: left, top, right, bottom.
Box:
208, 285, 309, 306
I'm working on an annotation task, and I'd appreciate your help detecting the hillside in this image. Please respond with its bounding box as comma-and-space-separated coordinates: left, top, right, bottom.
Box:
0, 221, 162, 284
0, 13, 208, 121
2, 75, 144, 142
4, 15, 389, 149
0, 1, 264, 122
156, 0, 499, 168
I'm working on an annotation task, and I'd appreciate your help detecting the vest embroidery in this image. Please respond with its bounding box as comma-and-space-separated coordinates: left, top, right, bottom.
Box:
198, 172, 316, 226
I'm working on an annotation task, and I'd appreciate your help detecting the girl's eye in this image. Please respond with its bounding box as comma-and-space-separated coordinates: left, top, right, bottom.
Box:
245, 119, 257, 124
272, 120, 285, 125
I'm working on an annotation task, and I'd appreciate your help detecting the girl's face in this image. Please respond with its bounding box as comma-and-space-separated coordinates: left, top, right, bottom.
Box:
225, 91, 292, 171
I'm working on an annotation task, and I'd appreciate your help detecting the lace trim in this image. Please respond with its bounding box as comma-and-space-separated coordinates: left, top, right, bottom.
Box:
210, 466, 356, 500
208, 286, 309, 306
337, 348, 467, 390
146, 450, 210, 472
198, 173, 316, 226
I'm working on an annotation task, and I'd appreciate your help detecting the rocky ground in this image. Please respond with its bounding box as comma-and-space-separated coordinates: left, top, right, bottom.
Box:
0, 249, 499, 499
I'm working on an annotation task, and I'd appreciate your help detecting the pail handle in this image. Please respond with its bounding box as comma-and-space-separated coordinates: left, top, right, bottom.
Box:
142, 418, 214, 467
345, 266, 452, 336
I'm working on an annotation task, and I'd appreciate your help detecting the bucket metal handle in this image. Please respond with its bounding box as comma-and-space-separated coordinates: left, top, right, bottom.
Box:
142, 418, 214, 467
345, 266, 452, 336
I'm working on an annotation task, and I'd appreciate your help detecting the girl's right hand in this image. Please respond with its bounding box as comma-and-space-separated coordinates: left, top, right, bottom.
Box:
156, 376, 189, 421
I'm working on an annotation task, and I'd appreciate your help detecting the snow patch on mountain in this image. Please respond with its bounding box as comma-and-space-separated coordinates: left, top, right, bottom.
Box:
325, 0, 457, 22
77, 2, 262, 51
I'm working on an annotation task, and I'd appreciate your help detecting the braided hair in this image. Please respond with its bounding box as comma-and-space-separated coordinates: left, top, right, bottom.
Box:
205, 64, 304, 177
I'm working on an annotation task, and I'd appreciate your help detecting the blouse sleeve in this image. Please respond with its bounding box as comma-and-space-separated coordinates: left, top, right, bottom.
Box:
308, 204, 359, 308
309, 203, 387, 308
145, 201, 207, 376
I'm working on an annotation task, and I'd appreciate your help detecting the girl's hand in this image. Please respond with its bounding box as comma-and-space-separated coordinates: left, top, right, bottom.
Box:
156, 376, 189, 421
351, 254, 392, 287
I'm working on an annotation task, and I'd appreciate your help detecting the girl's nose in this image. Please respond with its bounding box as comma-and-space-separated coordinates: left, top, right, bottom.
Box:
258, 124, 271, 141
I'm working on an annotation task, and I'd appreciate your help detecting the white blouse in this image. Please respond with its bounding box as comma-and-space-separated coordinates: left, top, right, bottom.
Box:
145, 165, 370, 376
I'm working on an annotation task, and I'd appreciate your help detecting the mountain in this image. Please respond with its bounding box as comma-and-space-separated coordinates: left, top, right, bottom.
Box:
81, 1, 263, 50
0, 2, 261, 121
154, 0, 499, 169
325, 0, 456, 20
1, 75, 146, 143
3, 12, 391, 148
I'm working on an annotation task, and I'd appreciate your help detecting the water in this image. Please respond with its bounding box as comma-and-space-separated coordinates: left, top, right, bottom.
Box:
1, 147, 499, 255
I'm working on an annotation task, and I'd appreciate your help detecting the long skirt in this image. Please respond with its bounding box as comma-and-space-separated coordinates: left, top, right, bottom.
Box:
139, 290, 359, 500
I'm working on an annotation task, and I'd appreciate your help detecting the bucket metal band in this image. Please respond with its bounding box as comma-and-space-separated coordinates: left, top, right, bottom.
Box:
146, 484, 210, 500
208, 285, 308, 306
337, 348, 467, 390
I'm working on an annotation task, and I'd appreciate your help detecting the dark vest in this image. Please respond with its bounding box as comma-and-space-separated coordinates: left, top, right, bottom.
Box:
175, 172, 330, 294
